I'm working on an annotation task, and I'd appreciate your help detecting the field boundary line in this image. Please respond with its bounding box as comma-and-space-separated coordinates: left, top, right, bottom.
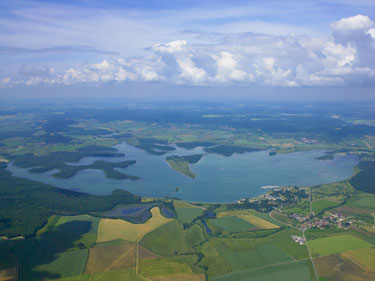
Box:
106, 245, 135, 271
303, 230, 319, 281
136, 241, 149, 281
307, 187, 319, 280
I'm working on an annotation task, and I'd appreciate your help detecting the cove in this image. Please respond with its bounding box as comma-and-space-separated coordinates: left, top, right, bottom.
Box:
7, 142, 359, 203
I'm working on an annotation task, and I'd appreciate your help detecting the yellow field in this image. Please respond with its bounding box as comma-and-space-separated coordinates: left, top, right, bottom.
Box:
217, 210, 279, 229
341, 248, 375, 271
0, 267, 16, 281
360, 225, 375, 233
149, 274, 205, 281
97, 207, 173, 243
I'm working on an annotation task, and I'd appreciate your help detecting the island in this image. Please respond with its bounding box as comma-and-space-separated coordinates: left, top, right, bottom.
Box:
166, 154, 203, 178
204, 145, 260, 157
10, 146, 139, 180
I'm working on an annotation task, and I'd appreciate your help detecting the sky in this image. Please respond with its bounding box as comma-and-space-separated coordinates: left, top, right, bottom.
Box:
0, 0, 375, 99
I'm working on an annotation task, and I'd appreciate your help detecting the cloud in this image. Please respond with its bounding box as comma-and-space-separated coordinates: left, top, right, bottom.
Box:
0, 45, 119, 55
19, 65, 54, 77
1, 14, 375, 88
331, 15, 373, 32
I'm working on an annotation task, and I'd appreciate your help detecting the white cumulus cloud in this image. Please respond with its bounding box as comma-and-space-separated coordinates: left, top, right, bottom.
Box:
3, 14, 375, 88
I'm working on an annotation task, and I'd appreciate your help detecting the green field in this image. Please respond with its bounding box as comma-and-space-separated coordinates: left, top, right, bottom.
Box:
138, 255, 199, 277
308, 234, 372, 257
176, 208, 203, 224
212, 260, 315, 281
312, 200, 341, 214
174, 201, 204, 224
11, 215, 99, 281
197, 239, 233, 276
88, 269, 143, 281
36, 215, 61, 236
35, 249, 89, 279
210, 216, 257, 233
270, 211, 294, 225
199, 228, 309, 277
216, 243, 292, 270
140, 221, 203, 255
39, 215, 100, 252
345, 196, 375, 210
60, 275, 90, 281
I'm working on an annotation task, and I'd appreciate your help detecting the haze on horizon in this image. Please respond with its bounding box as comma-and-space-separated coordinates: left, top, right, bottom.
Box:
0, 0, 375, 100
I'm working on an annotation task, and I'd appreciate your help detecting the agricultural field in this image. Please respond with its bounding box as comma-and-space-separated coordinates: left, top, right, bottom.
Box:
174, 201, 204, 224
210, 216, 257, 233
311, 200, 341, 214
38, 215, 100, 251
140, 220, 204, 255
212, 260, 316, 281
312, 182, 355, 199
314, 249, 375, 281
341, 248, 375, 271
345, 195, 375, 210
97, 207, 172, 242
85, 240, 136, 273
269, 211, 295, 225
138, 255, 201, 277
198, 228, 309, 277
34, 249, 89, 279
308, 234, 372, 257
148, 274, 205, 281
9, 214, 102, 281
217, 210, 280, 229
87, 269, 142, 281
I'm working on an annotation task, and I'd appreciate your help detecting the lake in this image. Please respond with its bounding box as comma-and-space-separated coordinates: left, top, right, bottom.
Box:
7, 143, 359, 202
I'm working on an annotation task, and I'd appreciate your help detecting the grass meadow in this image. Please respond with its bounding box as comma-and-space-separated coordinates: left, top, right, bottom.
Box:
174, 201, 204, 224
311, 200, 341, 214
308, 234, 372, 257
211, 260, 315, 281
140, 220, 204, 255
210, 216, 257, 233
138, 256, 199, 277
346, 196, 375, 210
199, 228, 309, 277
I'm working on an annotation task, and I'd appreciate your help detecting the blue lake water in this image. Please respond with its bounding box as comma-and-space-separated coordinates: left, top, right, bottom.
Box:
7, 142, 359, 203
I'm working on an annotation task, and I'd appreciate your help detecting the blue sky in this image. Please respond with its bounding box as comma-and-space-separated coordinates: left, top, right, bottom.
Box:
0, 0, 375, 97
